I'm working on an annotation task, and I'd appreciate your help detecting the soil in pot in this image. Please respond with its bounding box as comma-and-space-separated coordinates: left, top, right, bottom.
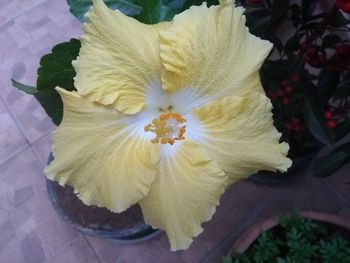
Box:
52, 181, 143, 231
47, 179, 162, 243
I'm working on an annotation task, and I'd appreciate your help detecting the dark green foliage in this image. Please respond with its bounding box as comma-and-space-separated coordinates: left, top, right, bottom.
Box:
37, 39, 80, 91
315, 142, 350, 177
137, 0, 175, 24
243, 0, 350, 177
13, 39, 81, 126
302, 97, 333, 146
11, 80, 63, 126
224, 212, 350, 263
251, 232, 280, 262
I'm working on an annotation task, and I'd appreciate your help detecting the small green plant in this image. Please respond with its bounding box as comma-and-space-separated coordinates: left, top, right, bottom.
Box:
223, 212, 350, 263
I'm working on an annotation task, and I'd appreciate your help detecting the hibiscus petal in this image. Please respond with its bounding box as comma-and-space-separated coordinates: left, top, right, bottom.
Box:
160, 0, 272, 100
193, 91, 292, 184
139, 141, 227, 251
74, 0, 169, 114
45, 88, 160, 212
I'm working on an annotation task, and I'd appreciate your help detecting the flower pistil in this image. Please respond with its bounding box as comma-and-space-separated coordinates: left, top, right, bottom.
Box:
144, 112, 186, 145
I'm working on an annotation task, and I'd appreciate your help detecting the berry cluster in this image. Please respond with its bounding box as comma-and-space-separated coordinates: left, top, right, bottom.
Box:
300, 42, 326, 68
269, 74, 300, 106
327, 44, 350, 72
284, 117, 303, 132
324, 110, 337, 129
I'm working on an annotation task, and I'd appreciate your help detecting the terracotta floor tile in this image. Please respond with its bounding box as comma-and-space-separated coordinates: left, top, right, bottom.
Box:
320, 162, 350, 208
0, 220, 16, 254
32, 132, 52, 166
36, 216, 82, 261
50, 237, 99, 263
87, 235, 184, 263
0, 148, 42, 193
20, 232, 46, 263
0, 97, 27, 163
0, 0, 46, 25
0, 0, 81, 143
0, 236, 25, 263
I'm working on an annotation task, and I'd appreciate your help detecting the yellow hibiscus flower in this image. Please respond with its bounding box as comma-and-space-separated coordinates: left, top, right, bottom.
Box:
45, 0, 292, 251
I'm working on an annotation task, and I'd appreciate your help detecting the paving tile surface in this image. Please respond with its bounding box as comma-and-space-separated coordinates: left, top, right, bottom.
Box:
1, 0, 350, 263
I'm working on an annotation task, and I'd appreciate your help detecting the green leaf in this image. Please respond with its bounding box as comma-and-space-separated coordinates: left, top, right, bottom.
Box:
11, 80, 63, 126
334, 75, 350, 100
182, 0, 218, 10
270, 35, 283, 54
162, 0, 186, 11
66, 0, 142, 22
322, 34, 342, 49
334, 121, 350, 141
301, 0, 317, 20
315, 143, 350, 177
302, 98, 333, 146
137, 0, 175, 24
11, 79, 38, 95
34, 90, 63, 126
284, 33, 303, 56
247, 14, 272, 38
317, 69, 340, 103
222, 256, 233, 263
290, 4, 301, 27
329, 10, 350, 27
37, 39, 80, 91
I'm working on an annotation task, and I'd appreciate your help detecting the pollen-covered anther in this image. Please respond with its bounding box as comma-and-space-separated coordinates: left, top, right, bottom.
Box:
144, 112, 187, 145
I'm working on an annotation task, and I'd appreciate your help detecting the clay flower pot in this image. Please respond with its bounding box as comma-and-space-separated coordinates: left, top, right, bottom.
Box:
46, 154, 162, 244
248, 149, 319, 186
228, 211, 350, 255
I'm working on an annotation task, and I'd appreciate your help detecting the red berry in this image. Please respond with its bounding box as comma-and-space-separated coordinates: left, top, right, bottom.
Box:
303, 54, 312, 63
299, 42, 308, 52
284, 123, 292, 130
336, 44, 350, 57
293, 125, 302, 132
290, 118, 300, 126
307, 47, 317, 56
327, 120, 337, 129
291, 74, 300, 83
281, 98, 289, 105
284, 85, 293, 93
324, 111, 333, 119
281, 80, 289, 87
277, 89, 285, 97
318, 53, 326, 64
336, 0, 350, 14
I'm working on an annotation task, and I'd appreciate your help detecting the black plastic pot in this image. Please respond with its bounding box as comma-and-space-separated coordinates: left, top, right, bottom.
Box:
46, 154, 162, 244
247, 149, 319, 186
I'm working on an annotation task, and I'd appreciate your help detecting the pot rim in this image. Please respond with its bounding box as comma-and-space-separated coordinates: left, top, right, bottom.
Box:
228, 210, 350, 256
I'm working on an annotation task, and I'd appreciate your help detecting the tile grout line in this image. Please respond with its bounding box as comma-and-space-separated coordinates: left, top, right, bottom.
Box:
0, 126, 53, 166
0, 0, 48, 28
0, 93, 30, 145
84, 235, 103, 263
200, 187, 280, 262
317, 178, 350, 209
0, 86, 54, 164
0, 144, 30, 166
